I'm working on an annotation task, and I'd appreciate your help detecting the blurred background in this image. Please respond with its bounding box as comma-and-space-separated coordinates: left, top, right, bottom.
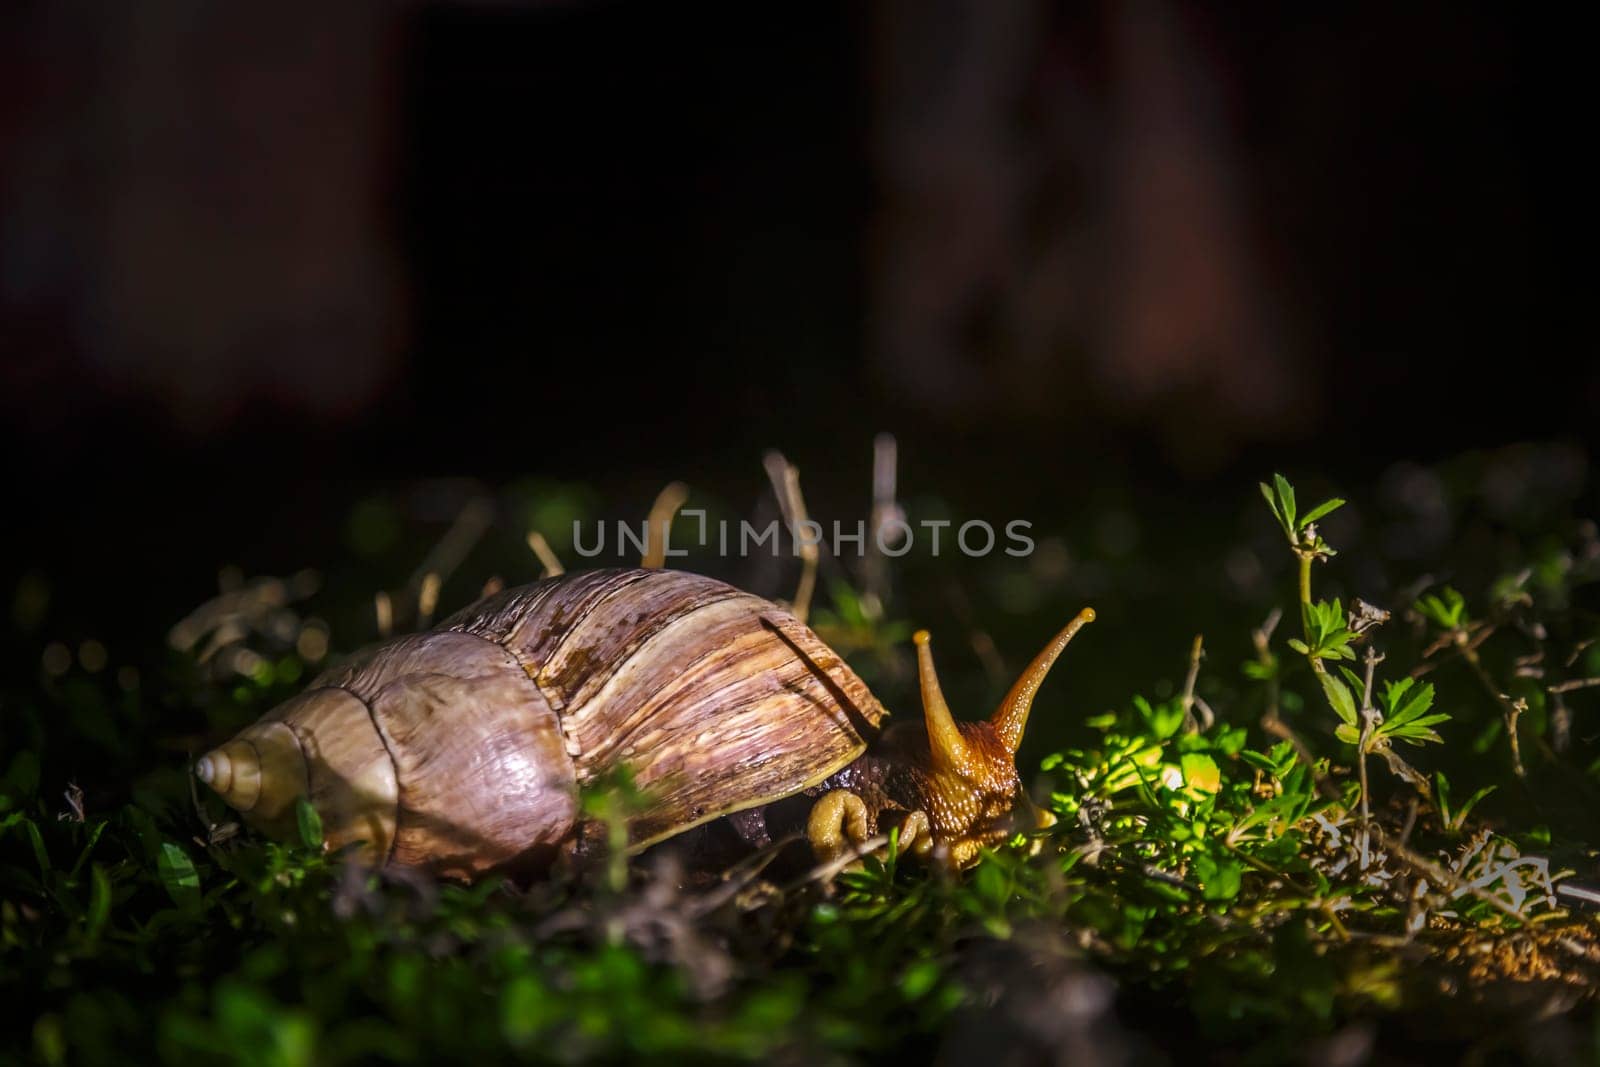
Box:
2, 2, 1591, 737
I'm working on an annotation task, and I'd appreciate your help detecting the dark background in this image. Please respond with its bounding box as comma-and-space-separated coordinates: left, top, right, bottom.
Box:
2, 2, 1591, 674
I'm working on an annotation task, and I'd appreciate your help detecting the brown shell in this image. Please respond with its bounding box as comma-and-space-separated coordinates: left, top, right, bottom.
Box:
213, 568, 888, 877
440, 568, 888, 849
307, 630, 576, 878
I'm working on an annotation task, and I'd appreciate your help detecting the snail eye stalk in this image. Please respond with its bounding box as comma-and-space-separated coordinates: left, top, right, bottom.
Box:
990, 607, 1095, 753
913, 630, 971, 771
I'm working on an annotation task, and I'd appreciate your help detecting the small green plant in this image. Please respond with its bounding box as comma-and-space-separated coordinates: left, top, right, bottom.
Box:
1415, 586, 1468, 631
1260, 473, 1345, 555
1434, 771, 1496, 834
1259, 474, 1456, 866
1288, 598, 1357, 666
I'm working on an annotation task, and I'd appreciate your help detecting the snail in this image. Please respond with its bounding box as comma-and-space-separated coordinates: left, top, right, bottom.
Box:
195, 568, 1093, 880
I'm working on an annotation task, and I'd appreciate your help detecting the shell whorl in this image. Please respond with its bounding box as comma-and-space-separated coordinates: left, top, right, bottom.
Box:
196, 721, 306, 827
195, 742, 257, 808
441, 568, 888, 850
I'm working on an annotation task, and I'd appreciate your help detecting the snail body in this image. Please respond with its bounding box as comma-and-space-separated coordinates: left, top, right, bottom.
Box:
197, 568, 1092, 879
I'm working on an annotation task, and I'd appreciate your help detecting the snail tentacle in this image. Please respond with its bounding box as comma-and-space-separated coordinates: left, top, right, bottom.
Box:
912, 630, 970, 772
989, 607, 1096, 752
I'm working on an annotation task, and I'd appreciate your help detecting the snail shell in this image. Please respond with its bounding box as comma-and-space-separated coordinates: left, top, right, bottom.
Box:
196, 568, 886, 880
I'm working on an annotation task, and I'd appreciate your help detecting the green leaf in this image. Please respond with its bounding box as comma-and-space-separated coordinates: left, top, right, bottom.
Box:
67, 820, 107, 880
1193, 853, 1244, 902
294, 796, 325, 852
1180, 753, 1222, 794
84, 863, 111, 942
1299, 498, 1346, 529
1383, 681, 1436, 727
157, 842, 201, 911
973, 859, 1009, 907
1335, 724, 1361, 745
1318, 672, 1359, 726
1451, 784, 1497, 828
1381, 677, 1415, 712
1414, 587, 1467, 630
899, 960, 942, 1000
1134, 695, 1185, 741
1240, 750, 1284, 775
1124, 757, 1162, 811
1233, 794, 1301, 839
1381, 713, 1450, 746
1242, 659, 1276, 681
1260, 482, 1289, 539
25, 818, 51, 874
1213, 725, 1249, 757
1273, 474, 1298, 533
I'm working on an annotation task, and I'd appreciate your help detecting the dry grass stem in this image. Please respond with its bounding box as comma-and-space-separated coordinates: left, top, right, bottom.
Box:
526, 531, 565, 578
641, 481, 691, 568
762, 451, 817, 624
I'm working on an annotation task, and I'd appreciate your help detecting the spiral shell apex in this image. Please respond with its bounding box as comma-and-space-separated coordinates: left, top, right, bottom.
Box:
196, 721, 307, 830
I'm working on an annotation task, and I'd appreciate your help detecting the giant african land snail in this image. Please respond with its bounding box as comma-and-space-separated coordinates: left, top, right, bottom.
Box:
195, 568, 1093, 880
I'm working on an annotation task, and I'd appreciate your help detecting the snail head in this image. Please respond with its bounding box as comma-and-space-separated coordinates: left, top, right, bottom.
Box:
907, 608, 1094, 868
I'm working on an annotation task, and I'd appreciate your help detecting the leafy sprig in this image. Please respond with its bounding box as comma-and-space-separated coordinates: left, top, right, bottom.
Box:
1288, 599, 1357, 664
1260, 473, 1344, 557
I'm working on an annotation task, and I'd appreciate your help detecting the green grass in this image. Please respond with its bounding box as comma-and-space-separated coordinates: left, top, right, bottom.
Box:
5, 458, 1600, 1064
